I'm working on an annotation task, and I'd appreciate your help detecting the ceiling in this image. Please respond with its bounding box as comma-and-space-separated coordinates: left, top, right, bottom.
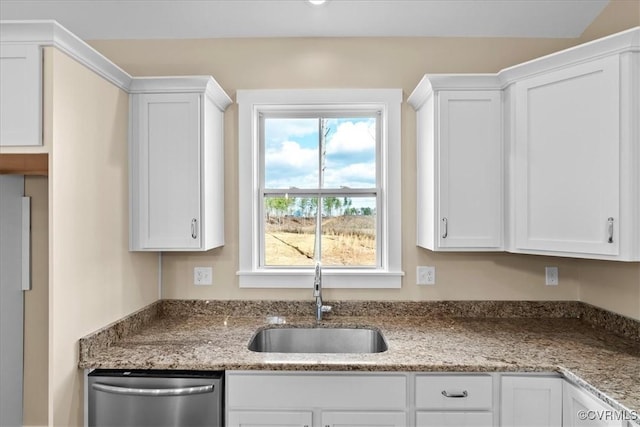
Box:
0, 0, 610, 40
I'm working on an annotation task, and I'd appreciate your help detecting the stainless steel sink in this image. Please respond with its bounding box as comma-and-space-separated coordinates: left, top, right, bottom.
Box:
248, 327, 388, 354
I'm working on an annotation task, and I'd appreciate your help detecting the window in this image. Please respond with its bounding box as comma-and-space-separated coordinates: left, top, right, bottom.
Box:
237, 89, 403, 288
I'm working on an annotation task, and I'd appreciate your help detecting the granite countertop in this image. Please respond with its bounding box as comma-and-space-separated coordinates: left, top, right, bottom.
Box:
79, 300, 640, 415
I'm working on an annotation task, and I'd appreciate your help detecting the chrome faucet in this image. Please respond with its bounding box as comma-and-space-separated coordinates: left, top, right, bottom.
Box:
313, 262, 332, 322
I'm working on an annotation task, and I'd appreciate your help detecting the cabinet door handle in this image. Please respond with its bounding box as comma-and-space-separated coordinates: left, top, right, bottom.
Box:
441, 217, 448, 239
607, 217, 614, 243
442, 390, 468, 398
191, 218, 198, 239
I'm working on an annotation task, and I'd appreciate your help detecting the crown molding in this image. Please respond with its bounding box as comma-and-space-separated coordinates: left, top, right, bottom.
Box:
408, 74, 501, 109
0, 20, 231, 109
498, 26, 640, 86
129, 76, 232, 111
1, 20, 132, 90
409, 26, 640, 111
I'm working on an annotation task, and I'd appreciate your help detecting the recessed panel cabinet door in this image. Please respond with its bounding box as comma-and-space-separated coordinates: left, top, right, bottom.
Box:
500, 376, 562, 427
514, 56, 620, 257
0, 44, 42, 146
562, 381, 620, 427
136, 93, 201, 249
438, 91, 502, 249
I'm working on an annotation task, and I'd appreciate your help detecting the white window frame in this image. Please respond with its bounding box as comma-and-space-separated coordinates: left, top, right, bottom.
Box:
237, 89, 403, 288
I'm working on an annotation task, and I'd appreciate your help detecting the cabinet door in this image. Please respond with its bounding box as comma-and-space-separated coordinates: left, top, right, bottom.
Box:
322, 411, 406, 427
500, 376, 562, 427
416, 411, 493, 427
0, 44, 41, 146
514, 56, 620, 257
227, 411, 312, 427
135, 93, 202, 249
437, 91, 502, 249
563, 381, 620, 427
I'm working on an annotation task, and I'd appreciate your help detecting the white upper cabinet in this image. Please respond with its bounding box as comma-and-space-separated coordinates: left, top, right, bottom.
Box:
512, 56, 620, 257
129, 77, 231, 251
0, 44, 42, 146
410, 27, 639, 261
505, 28, 640, 261
409, 77, 503, 251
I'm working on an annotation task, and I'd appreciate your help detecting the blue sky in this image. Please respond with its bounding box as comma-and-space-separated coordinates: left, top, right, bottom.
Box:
264, 117, 377, 190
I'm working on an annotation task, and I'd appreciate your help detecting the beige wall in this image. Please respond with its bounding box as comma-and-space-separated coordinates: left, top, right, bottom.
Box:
23, 176, 48, 427
46, 47, 159, 426
578, 0, 640, 43
87, 0, 640, 321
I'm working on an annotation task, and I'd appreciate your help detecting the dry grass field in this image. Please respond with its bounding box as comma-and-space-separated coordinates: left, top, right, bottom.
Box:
264, 215, 376, 266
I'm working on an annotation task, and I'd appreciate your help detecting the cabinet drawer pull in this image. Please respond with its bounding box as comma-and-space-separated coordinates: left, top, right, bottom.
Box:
607, 217, 614, 243
441, 217, 448, 239
191, 218, 198, 239
442, 390, 468, 398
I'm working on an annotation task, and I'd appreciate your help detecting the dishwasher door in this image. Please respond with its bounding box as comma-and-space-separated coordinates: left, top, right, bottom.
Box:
88, 369, 223, 427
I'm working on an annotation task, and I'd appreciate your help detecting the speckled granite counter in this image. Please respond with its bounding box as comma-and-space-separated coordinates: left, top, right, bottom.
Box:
79, 300, 640, 415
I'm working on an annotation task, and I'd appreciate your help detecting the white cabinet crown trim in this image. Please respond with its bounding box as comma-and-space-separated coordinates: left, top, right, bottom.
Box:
407, 75, 502, 109
128, 76, 232, 111
0, 20, 233, 106
0, 20, 132, 90
409, 26, 639, 104
500, 26, 639, 85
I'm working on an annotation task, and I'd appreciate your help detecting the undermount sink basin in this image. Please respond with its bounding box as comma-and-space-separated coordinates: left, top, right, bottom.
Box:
248, 327, 388, 354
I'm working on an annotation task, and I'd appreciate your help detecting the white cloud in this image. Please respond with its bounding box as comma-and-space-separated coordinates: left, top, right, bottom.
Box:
265, 140, 318, 188
266, 140, 316, 169
326, 121, 375, 155
265, 118, 318, 141
324, 162, 376, 188
264, 118, 377, 189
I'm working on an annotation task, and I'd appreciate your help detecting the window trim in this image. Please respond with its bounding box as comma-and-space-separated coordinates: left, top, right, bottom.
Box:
237, 89, 403, 288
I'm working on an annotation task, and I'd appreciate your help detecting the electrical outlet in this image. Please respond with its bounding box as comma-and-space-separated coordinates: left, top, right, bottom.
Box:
194, 267, 213, 286
417, 266, 435, 285
545, 266, 558, 286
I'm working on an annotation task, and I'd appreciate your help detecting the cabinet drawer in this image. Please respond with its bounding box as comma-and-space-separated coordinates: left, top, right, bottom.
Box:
322, 411, 406, 427
227, 410, 312, 427
416, 375, 493, 410
227, 373, 407, 410
416, 411, 493, 427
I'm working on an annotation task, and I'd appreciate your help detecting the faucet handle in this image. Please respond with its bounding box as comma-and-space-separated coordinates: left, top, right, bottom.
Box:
321, 305, 332, 314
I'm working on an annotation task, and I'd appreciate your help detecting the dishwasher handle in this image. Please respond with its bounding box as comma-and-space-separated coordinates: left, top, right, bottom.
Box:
92, 382, 214, 397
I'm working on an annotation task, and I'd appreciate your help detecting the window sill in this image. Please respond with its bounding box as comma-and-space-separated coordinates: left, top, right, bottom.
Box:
237, 269, 404, 289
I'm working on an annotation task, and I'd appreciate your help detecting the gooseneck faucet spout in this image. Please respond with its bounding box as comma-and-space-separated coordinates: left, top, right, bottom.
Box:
313, 262, 332, 322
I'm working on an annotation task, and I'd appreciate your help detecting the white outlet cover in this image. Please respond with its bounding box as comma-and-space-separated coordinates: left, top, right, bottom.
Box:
545, 266, 558, 286
194, 267, 213, 286
417, 266, 435, 285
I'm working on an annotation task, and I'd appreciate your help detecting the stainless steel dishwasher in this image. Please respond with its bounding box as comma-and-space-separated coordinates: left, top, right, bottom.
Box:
88, 369, 223, 427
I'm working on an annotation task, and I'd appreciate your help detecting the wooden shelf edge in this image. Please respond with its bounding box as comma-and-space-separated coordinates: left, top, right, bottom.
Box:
0, 153, 48, 176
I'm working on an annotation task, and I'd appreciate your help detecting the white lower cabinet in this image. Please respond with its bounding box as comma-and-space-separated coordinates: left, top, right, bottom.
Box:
563, 381, 621, 427
225, 372, 407, 427
226, 372, 632, 427
500, 375, 562, 427
416, 412, 493, 426
322, 411, 406, 427
415, 374, 494, 427
227, 411, 313, 427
